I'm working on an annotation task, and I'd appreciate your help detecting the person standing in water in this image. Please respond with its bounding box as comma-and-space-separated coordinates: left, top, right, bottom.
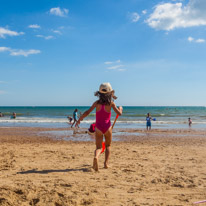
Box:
75, 83, 123, 171
188, 117, 192, 127
11, 112, 16, 119
146, 113, 153, 130
71, 109, 79, 128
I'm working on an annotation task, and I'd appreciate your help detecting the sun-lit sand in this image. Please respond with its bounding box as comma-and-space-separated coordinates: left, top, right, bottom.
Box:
0, 127, 206, 205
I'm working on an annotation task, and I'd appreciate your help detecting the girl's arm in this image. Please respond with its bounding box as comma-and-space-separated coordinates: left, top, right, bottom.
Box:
75, 101, 97, 127
111, 102, 123, 116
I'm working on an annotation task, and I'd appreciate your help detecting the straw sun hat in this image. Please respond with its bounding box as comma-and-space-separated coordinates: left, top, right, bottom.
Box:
99, 82, 113, 94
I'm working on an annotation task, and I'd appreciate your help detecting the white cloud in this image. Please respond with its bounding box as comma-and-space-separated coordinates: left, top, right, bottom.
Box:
0, 47, 10, 52
10, 49, 41, 57
147, 0, 206, 31
104, 60, 121, 65
36, 35, 54, 40
188, 36, 205, 43
0, 47, 41, 57
107, 65, 124, 70
129, 12, 140, 23
52, 30, 62, 35
196, 38, 205, 43
45, 36, 54, 40
104, 61, 113, 65
0, 27, 24, 38
36, 35, 43, 38
28, 24, 41, 29
118, 69, 126, 71
188, 36, 194, 42
142, 10, 147, 15
49, 7, 69, 17
104, 59, 126, 71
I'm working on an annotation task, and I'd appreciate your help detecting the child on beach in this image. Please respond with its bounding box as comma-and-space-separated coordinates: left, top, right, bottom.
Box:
75, 83, 123, 171
188, 118, 192, 127
146, 113, 153, 130
11, 112, 16, 119
71, 109, 79, 128
67, 116, 73, 124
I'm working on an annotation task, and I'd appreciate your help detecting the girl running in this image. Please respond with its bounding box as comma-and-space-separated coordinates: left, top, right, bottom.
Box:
75, 83, 123, 171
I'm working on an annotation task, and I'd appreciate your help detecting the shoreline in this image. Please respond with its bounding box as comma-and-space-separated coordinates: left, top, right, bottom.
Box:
0, 121, 205, 130
1, 126, 206, 142
0, 127, 206, 205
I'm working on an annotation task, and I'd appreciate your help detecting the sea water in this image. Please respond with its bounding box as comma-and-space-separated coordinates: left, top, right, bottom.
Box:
0, 106, 206, 129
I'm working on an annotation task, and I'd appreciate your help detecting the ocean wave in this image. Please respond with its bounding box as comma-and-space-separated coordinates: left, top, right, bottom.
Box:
118, 114, 171, 117
0, 112, 23, 116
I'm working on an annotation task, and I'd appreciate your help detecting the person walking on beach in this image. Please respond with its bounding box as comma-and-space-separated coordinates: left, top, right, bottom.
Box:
75, 83, 123, 171
71, 109, 79, 128
0, 112, 4, 117
146, 113, 153, 130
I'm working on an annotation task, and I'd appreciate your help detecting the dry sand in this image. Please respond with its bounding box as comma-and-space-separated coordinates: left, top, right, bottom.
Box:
0, 127, 206, 206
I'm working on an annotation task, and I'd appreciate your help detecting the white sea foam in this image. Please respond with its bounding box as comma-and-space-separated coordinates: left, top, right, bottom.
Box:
1, 117, 205, 125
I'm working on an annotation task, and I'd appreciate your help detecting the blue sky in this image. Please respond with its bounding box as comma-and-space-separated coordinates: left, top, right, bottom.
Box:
1, 0, 206, 106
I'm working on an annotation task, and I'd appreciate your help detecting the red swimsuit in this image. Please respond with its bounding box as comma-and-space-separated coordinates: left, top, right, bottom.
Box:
96, 105, 111, 134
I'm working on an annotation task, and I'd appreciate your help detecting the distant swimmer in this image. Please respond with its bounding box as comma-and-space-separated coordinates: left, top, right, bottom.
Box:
71, 109, 79, 128
11, 112, 16, 119
0, 112, 4, 117
188, 117, 192, 127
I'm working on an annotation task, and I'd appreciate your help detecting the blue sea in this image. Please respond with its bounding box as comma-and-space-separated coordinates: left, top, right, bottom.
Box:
0, 106, 206, 129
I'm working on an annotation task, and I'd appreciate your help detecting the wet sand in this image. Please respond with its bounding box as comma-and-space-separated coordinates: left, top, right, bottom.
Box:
0, 127, 206, 205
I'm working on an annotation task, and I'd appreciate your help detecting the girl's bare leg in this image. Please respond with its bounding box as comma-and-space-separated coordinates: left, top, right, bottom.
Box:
93, 128, 103, 171
104, 126, 112, 169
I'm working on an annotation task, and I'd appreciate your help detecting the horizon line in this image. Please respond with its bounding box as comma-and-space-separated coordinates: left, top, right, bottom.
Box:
0, 105, 205, 107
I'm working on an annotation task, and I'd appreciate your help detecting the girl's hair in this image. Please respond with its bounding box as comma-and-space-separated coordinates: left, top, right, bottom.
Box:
94, 91, 117, 105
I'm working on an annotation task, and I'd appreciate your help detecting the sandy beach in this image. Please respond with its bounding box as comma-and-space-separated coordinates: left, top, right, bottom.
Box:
0, 127, 206, 206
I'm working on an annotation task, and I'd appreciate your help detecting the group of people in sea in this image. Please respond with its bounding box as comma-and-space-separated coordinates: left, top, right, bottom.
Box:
68, 108, 192, 132
0, 112, 16, 119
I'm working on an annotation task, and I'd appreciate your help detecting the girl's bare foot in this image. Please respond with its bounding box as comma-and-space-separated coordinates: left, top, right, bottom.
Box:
93, 158, 98, 171
104, 162, 109, 169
